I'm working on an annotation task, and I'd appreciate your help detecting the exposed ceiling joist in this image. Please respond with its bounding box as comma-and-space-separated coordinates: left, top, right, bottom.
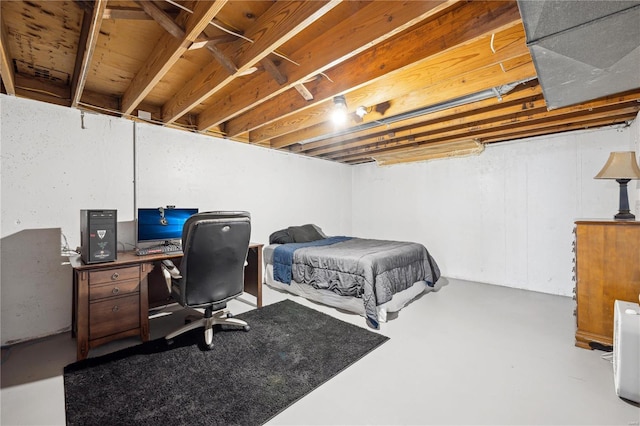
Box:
334, 96, 640, 163
2, 0, 638, 166
231, 1, 523, 140
265, 22, 529, 148
71, 0, 106, 108
121, 0, 227, 115
300, 85, 545, 158
162, 0, 342, 124
0, 15, 15, 95
196, 0, 456, 132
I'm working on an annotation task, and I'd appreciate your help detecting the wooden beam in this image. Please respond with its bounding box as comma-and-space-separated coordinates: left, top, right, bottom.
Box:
196, 0, 458, 131
205, 42, 238, 75
373, 140, 484, 166
231, 2, 525, 139
135, 0, 183, 39
261, 57, 287, 85
253, 28, 532, 144
121, 1, 227, 115
80, 89, 121, 112
14, 74, 71, 106
481, 114, 640, 144
347, 107, 640, 163
71, 0, 107, 108
189, 34, 237, 50
161, 0, 341, 125
332, 100, 640, 162
104, 6, 178, 21
294, 83, 313, 101
75, 0, 94, 14
0, 15, 16, 95
323, 101, 550, 159
302, 86, 545, 157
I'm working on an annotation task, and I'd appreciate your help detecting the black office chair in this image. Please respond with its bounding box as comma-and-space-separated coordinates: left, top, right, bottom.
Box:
161, 211, 251, 349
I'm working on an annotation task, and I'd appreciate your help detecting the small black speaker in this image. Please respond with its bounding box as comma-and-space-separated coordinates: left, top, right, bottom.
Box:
80, 210, 117, 264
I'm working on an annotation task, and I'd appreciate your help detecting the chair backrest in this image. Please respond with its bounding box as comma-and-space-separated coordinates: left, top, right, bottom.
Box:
177, 211, 251, 307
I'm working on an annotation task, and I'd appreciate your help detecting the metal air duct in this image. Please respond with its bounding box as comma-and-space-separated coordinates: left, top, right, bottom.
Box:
517, 0, 640, 109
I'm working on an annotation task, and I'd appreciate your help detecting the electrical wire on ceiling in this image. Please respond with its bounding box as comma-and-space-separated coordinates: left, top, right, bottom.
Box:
490, 33, 507, 73
164, 0, 254, 43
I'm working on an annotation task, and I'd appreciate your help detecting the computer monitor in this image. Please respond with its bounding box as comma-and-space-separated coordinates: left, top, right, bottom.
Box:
137, 207, 198, 245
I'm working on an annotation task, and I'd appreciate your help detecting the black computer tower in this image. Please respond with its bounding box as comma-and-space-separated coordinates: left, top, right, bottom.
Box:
80, 209, 117, 264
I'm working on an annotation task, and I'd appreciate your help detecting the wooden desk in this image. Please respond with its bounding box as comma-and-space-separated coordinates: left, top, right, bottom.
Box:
71, 243, 263, 360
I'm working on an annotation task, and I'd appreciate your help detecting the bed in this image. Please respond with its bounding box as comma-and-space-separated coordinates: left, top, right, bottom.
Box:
263, 224, 441, 328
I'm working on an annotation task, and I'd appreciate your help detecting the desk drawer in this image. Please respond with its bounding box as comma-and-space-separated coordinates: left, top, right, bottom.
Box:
90, 295, 140, 340
89, 266, 139, 285
90, 279, 139, 301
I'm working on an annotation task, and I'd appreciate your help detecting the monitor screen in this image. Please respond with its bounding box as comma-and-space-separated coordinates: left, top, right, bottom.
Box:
137, 207, 199, 243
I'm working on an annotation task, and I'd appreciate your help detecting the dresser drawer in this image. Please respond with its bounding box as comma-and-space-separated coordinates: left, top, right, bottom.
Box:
89, 295, 140, 340
89, 279, 140, 301
89, 266, 139, 286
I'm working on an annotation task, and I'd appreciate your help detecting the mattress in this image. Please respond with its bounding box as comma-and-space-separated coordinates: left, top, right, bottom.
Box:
263, 239, 440, 326
265, 264, 431, 323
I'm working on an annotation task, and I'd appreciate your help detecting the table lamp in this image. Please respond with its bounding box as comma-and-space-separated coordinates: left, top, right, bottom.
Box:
594, 151, 640, 220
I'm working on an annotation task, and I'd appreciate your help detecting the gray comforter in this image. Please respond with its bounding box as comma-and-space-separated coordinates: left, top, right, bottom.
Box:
281, 238, 440, 328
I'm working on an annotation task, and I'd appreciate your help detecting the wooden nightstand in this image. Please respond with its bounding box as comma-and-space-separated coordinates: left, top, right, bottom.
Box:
71, 254, 154, 360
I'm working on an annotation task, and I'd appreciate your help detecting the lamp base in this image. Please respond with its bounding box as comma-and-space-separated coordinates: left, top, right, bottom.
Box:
614, 179, 635, 221
614, 211, 636, 220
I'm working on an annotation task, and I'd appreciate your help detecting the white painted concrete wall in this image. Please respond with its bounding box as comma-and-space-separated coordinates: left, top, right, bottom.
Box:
1, 99, 134, 344
1, 94, 637, 344
351, 125, 638, 296
0, 95, 351, 345
133, 123, 351, 247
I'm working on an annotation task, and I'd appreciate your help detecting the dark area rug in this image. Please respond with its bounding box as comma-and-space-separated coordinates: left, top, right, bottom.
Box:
64, 299, 388, 426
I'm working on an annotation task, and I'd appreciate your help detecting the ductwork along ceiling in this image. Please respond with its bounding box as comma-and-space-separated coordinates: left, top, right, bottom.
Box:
518, 0, 640, 109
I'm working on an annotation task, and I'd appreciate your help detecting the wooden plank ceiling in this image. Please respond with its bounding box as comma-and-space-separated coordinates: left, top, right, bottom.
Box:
2, 0, 639, 165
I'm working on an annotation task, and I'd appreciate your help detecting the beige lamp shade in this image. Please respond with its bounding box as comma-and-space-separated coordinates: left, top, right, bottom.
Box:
594, 151, 640, 179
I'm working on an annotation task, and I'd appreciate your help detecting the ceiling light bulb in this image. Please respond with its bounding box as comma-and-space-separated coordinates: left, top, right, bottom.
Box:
331, 95, 348, 125
332, 110, 348, 125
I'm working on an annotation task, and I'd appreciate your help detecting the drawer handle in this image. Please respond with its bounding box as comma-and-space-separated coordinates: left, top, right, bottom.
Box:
112, 287, 120, 295
112, 305, 119, 313
111, 272, 120, 280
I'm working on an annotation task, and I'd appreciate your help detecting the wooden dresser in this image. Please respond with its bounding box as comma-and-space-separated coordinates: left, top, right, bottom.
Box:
574, 220, 640, 349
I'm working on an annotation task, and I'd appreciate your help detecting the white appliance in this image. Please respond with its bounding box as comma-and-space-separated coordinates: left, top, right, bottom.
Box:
613, 300, 640, 403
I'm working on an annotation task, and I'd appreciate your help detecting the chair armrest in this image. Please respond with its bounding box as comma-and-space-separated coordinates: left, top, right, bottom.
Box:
160, 259, 182, 292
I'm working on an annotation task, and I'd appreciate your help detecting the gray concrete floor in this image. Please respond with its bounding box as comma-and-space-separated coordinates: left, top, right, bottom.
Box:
1, 278, 638, 425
